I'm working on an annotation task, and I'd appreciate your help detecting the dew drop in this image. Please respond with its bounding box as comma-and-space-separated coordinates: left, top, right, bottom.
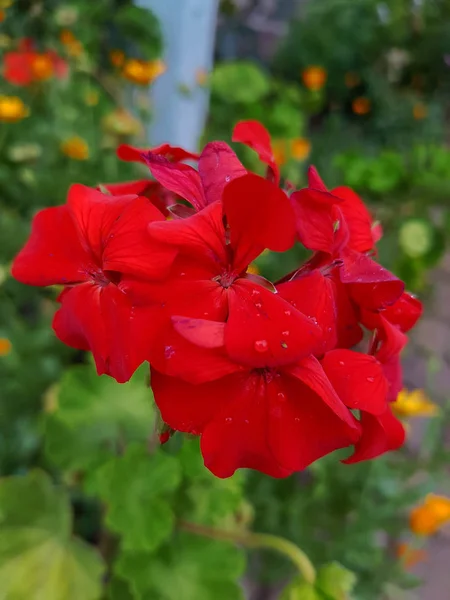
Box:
277, 392, 286, 402
244, 419, 249, 424
251, 289, 260, 296
282, 330, 290, 336
255, 302, 262, 308
203, 312, 209, 316
225, 175, 231, 182
254, 339, 269, 352
284, 310, 291, 316
339, 361, 345, 366
164, 345, 175, 359
225, 417, 232, 423
280, 341, 288, 349
367, 376, 375, 383
294, 417, 300, 423
180, 272, 186, 277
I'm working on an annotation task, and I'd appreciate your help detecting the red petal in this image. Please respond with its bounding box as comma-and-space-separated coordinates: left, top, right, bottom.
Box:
151, 370, 248, 439
321, 349, 388, 415
141, 153, 206, 211
223, 173, 296, 271
343, 406, 405, 464
332, 186, 375, 253
277, 271, 337, 354
285, 356, 361, 431
53, 283, 156, 382
102, 196, 176, 279
117, 143, 199, 164
382, 291, 423, 332
67, 184, 136, 264
148, 202, 227, 271
340, 249, 404, 310
382, 355, 403, 402
12, 205, 90, 286
308, 166, 328, 193
361, 312, 408, 363
232, 120, 279, 184
101, 179, 157, 197
225, 279, 322, 368
290, 191, 340, 253
3, 52, 33, 85
198, 141, 247, 206
171, 317, 225, 348
267, 371, 360, 473
200, 372, 292, 478
332, 274, 363, 348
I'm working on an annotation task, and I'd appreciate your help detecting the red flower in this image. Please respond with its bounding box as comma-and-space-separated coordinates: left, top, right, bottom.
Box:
152, 353, 361, 478
12, 185, 173, 382
4, 40, 68, 86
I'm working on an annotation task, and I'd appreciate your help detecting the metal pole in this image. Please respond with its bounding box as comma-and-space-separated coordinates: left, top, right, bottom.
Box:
136, 0, 220, 152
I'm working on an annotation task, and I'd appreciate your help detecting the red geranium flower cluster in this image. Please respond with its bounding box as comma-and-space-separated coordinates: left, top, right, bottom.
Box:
4, 38, 68, 86
12, 120, 422, 478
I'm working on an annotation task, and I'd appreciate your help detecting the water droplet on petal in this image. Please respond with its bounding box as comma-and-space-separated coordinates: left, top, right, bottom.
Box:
164, 345, 175, 359
284, 310, 291, 316
255, 302, 262, 308
252, 289, 260, 296
339, 361, 345, 366
254, 339, 269, 352
282, 330, 290, 336
244, 419, 249, 424
225, 417, 232, 423
294, 417, 300, 423
281, 341, 288, 349
203, 312, 209, 316
180, 272, 186, 277
225, 175, 231, 182
277, 392, 286, 402
367, 376, 375, 383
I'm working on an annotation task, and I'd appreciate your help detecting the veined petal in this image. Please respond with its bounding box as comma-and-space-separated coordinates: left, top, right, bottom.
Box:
382, 291, 423, 333
117, 143, 199, 164
198, 141, 247, 206
141, 153, 206, 211
12, 205, 91, 286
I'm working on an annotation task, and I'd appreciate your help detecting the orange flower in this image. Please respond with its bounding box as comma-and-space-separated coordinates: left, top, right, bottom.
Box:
0, 96, 29, 122
410, 495, 450, 536
272, 140, 287, 166
396, 543, 427, 569
31, 54, 54, 81
102, 108, 142, 137
0, 9, 5, 22
413, 103, 427, 120
122, 58, 166, 85
290, 138, 311, 161
196, 68, 208, 86
345, 72, 360, 88
352, 96, 371, 115
0, 338, 12, 356
60, 136, 89, 160
110, 49, 125, 68
59, 29, 76, 45
302, 66, 327, 91
392, 388, 438, 418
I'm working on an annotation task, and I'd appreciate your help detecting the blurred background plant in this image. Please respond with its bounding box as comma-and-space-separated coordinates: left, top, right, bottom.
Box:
1, 0, 450, 599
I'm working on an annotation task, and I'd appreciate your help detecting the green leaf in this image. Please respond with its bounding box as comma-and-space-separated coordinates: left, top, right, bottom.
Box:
280, 578, 322, 600
0, 471, 104, 600
316, 562, 357, 600
211, 62, 270, 104
115, 532, 246, 600
44, 363, 154, 471
86, 444, 181, 552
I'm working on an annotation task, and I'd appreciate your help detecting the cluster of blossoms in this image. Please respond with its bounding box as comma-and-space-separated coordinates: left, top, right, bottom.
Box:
12, 120, 422, 478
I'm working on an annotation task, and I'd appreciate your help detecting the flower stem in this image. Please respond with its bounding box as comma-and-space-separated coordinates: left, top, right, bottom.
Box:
179, 520, 316, 584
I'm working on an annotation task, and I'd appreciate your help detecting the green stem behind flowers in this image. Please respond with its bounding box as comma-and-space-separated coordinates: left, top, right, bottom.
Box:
179, 520, 316, 585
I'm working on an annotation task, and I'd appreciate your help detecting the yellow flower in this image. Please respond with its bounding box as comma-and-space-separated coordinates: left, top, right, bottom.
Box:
396, 543, 427, 569
43, 385, 59, 414
110, 49, 125, 68
410, 495, 450, 536
102, 108, 142, 137
0, 0, 13, 7
301, 66, 327, 91
0, 34, 11, 48
31, 54, 54, 81
345, 72, 361, 88
0, 338, 12, 356
392, 388, 438, 418
196, 68, 208, 86
122, 58, 166, 86
290, 138, 311, 161
0, 96, 29, 122
247, 263, 259, 276
413, 103, 427, 120
272, 140, 287, 166
352, 96, 371, 115
60, 136, 89, 160
84, 90, 99, 106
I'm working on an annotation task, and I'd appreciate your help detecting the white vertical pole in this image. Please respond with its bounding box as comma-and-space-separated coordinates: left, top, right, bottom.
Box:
136, 0, 220, 152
